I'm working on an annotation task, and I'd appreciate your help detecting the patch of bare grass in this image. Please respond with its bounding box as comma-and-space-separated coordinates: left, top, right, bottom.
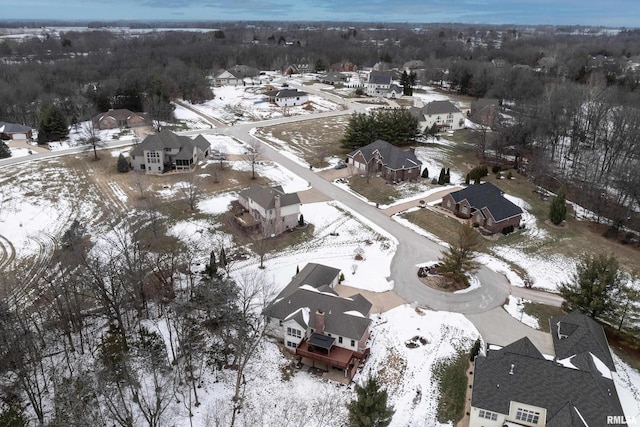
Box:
347, 175, 400, 205
255, 116, 350, 167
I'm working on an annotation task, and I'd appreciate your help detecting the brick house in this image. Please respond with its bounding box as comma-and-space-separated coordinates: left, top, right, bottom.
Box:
347, 139, 422, 183
92, 109, 152, 130
442, 182, 522, 234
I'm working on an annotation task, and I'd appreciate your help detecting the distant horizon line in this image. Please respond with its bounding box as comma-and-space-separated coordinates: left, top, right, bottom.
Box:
0, 19, 634, 30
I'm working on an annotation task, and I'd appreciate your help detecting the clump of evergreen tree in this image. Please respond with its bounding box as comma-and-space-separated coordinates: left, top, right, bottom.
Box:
0, 140, 11, 159
117, 153, 130, 172
37, 103, 69, 144
549, 185, 567, 225
348, 376, 394, 427
340, 108, 419, 149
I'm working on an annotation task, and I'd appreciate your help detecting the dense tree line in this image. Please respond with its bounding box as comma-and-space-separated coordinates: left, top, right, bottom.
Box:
2, 22, 640, 129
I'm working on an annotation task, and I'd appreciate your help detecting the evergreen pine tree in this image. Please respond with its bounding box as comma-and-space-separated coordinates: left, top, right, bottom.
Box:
421, 167, 429, 178
348, 376, 394, 427
0, 140, 11, 159
296, 265, 300, 275
205, 250, 217, 278
465, 173, 470, 185
298, 213, 304, 227
445, 168, 451, 184
549, 185, 567, 225
559, 253, 624, 319
438, 168, 446, 185
116, 153, 129, 172
219, 247, 227, 270
37, 103, 69, 144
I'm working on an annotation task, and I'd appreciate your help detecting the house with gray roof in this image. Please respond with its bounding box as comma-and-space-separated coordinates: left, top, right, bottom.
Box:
130, 130, 210, 174
470, 318, 627, 427
237, 185, 301, 235
410, 100, 465, 132
0, 121, 33, 140
211, 69, 245, 86
550, 310, 616, 372
263, 263, 372, 381
263, 88, 309, 107
366, 71, 403, 98
442, 182, 522, 234
347, 139, 422, 183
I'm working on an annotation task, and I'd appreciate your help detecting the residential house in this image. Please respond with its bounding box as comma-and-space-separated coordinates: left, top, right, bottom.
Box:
320, 71, 348, 85
365, 71, 391, 96
365, 71, 402, 98
263, 263, 372, 381
211, 69, 245, 86
236, 185, 301, 235
347, 139, 422, 183
0, 121, 33, 140
469, 98, 500, 128
129, 130, 211, 174
441, 182, 522, 234
410, 100, 466, 132
92, 109, 152, 130
470, 312, 627, 427
283, 64, 311, 75
330, 60, 358, 72
263, 88, 309, 107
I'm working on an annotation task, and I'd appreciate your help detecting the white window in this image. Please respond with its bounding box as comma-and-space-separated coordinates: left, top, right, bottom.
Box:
286, 327, 301, 338
447, 200, 451, 207
286, 341, 297, 348
516, 408, 540, 424
351, 339, 355, 347
479, 410, 498, 421
338, 337, 343, 344
461, 206, 468, 214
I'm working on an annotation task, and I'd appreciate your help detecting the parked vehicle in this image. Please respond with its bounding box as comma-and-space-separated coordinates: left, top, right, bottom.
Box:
335, 162, 347, 169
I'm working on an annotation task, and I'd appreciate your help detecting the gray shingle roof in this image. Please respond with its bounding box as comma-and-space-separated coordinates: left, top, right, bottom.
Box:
264, 89, 308, 98
264, 263, 371, 341
422, 100, 461, 115
277, 263, 340, 301
550, 311, 616, 372
264, 286, 371, 340
0, 121, 32, 133
449, 182, 522, 221
238, 185, 301, 211
368, 71, 392, 85
130, 129, 210, 158
348, 139, 422, 171
472, 337, 626, 427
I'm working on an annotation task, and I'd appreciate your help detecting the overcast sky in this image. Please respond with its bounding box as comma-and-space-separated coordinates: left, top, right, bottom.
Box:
2, 0, 638, 28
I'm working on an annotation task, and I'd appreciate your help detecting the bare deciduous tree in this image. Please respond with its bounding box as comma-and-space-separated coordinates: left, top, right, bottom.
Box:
242, 139, 262, 180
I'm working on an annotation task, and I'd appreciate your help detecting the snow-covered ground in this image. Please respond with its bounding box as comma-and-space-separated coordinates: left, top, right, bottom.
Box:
2, 79, 640, 426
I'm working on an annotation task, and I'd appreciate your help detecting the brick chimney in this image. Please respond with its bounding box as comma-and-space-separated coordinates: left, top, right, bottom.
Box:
315, 309, 325, 334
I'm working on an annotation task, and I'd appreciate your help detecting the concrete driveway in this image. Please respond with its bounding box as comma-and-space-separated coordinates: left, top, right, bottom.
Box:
466, 308, 555, 355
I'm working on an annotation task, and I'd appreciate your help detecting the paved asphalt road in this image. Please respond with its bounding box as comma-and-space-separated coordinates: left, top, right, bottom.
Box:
219, 121, 512, 314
